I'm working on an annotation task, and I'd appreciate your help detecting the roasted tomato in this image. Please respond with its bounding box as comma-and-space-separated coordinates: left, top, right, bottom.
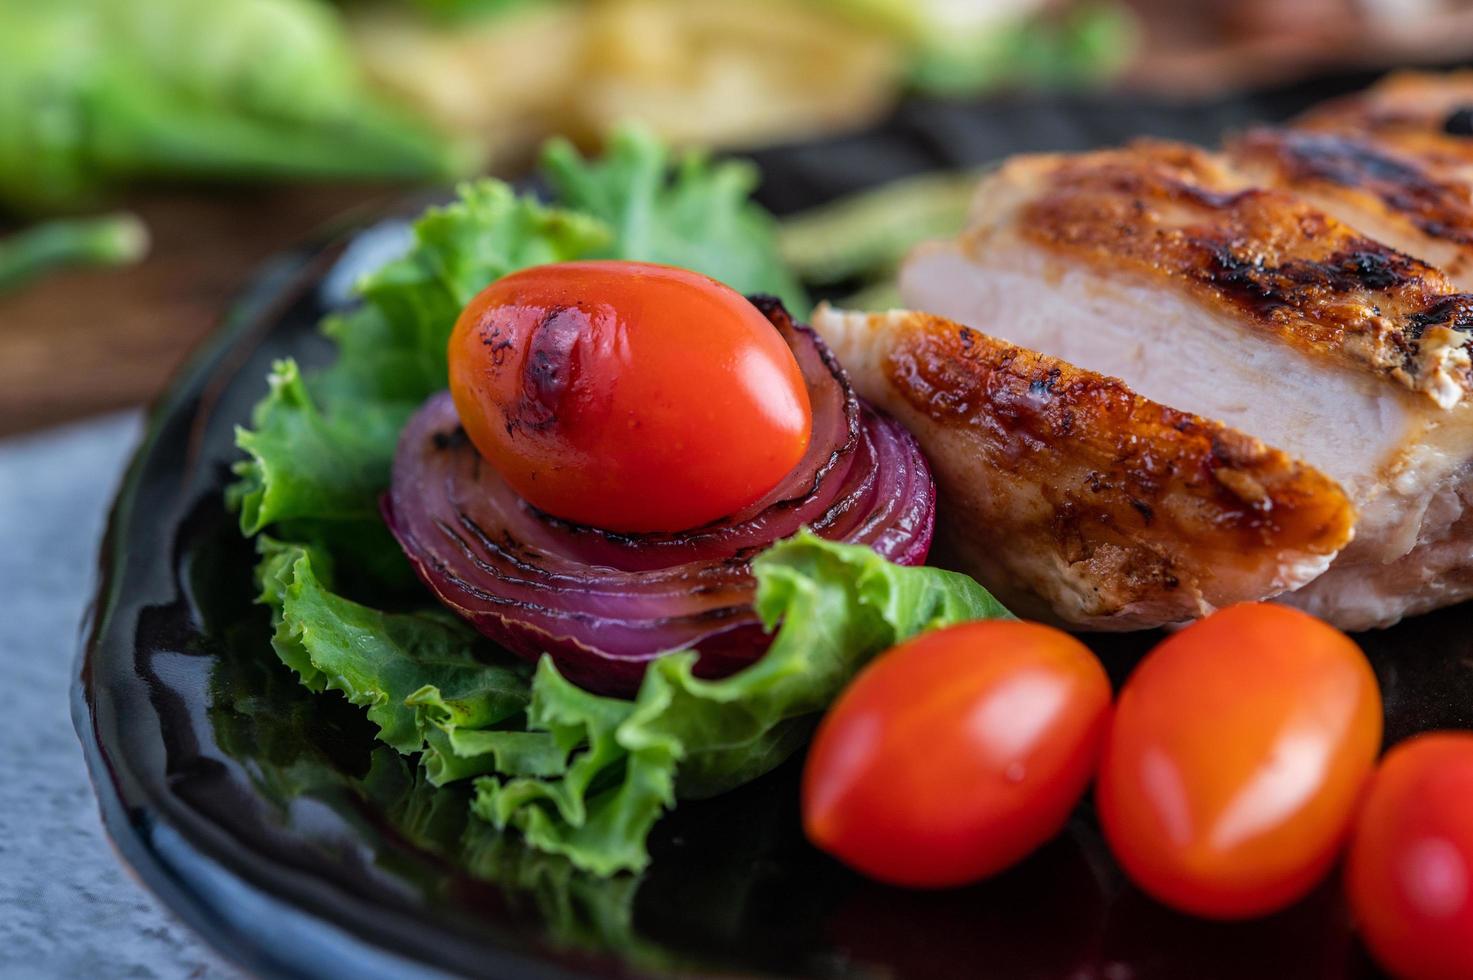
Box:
1097, 603, 1381, 920
447, 260, 812, 533
802, 620, 1112, 888
1347, 732, 1473, 980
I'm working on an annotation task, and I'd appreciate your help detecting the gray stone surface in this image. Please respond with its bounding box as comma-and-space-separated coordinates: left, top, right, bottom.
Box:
0, 413, 238, 979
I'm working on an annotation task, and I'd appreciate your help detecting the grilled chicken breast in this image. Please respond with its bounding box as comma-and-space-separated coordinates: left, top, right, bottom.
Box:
813, 307, 1355, 628
900, 139, 1473, 629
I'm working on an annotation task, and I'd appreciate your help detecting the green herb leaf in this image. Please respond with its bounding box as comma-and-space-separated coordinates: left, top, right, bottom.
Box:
232, 359, 413, 535
0, 0, 473, 213
541, 126, 809, 313
257, 537, 530, 753
0, 212, 148, 294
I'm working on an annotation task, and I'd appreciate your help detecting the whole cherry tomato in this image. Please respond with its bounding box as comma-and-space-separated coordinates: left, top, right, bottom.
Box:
1097, 603, 1381, 920
447, 260, 812, 533
803, 620, 1112, 888
1347, 732, 1473, 980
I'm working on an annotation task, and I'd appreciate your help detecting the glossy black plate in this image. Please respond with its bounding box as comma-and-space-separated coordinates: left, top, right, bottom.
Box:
76, 74, 1473, 980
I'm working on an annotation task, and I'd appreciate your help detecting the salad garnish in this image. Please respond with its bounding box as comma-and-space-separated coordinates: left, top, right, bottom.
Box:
232, 127, 1007, 874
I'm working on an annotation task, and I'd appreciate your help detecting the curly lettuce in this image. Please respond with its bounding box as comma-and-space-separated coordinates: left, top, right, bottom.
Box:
260, 531, 1005, 873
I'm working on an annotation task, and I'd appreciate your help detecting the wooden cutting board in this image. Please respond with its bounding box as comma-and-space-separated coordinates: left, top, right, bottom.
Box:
0, 183, 399, 437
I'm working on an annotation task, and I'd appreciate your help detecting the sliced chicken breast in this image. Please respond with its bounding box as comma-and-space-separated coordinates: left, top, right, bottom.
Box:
812, 306, 1354, 629
899, 141, 1473, 629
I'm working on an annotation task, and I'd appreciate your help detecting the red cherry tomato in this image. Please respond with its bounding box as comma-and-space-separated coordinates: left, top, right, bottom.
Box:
1097, 603, 1382, 920
803, 620, 1112, 888
447, 260, 812, 533
1347, 732, 1473, 980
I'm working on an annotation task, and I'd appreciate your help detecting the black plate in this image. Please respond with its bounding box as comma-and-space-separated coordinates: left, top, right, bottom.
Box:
75, 75, 1473, 980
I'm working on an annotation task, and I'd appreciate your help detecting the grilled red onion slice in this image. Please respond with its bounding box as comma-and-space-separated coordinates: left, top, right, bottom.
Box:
384, 298, 935, 696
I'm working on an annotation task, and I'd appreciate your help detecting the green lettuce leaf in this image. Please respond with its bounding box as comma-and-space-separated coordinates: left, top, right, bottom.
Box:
256, 536, 531, 754
541, 126, 809, 313
232, 359, 413, 535
258, 526, 1008, 876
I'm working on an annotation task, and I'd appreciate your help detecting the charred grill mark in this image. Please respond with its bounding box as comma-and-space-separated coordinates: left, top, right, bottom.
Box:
1341, 250, 1409, 290
478, 324, 515, 366
1195, 240, 1424, 317
1196, 244, 1289, 316
1266, 130, 1426, 184
1407, 294, 1473, 337
1445, 106, 1473, 135
1020, 148, 1473, 395
1238, 129, 1473, 246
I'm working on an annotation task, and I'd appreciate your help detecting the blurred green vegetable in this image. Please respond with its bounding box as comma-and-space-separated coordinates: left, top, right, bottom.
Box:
811, 0, 1135, 97
778, 165, 995, 312
838, 278, 903, 311
542, 128, 809, 314
0, 213, 148, 293
910, 2, 1138, 97
0, 0, 473, 214
778, 167, 984, 287
384, 0, 560, 22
